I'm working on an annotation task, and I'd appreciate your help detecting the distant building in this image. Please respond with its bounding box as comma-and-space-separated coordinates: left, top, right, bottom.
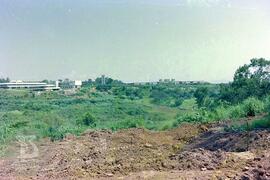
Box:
132, 81, 158, 85
82, 79, 93, 87
58, 79, 82, 89
0, 81, 60, 91
58, 79, 73, 89
74, 80, 82, 88
55, 80, 60, 88
158, 79, 176, 84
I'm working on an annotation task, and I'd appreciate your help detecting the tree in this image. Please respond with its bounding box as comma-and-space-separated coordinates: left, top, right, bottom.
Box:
94, 76, 123, 91
221, 58, 270, 103
194, 87, 209, 107
95, 76, 123, 86
41, 79, 49, 84
150, 89, 169, 103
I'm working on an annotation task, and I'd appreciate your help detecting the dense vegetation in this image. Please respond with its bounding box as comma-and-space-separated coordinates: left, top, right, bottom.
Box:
1, 58, 270, 155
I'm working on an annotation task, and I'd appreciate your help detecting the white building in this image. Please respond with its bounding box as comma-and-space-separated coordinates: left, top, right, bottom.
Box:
0, 81, 60, 91
58, 79, 82, 89
74, 80, 82, 88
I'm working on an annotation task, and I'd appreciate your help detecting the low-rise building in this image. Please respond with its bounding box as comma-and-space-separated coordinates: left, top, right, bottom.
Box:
74, 80, 82, 88
0, 81, 60, 91
58, 79, 82, 89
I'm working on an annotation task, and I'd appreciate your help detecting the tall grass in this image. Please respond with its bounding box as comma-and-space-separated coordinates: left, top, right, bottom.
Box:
173, 97, 266, 127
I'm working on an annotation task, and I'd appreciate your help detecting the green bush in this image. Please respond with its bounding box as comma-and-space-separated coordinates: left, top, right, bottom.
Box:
212, 106, 230, 121
172, 120, 179, 128
111, 118, 145, 130
170, 98, 184, 107
41, 115, 66, 141
202, 96, 218, 110
77, 112, 97, 127
47, 126, 65, 141
264, 95, 270, 113
225, 117, 270, 132
229, 105, 245, 119
177, 110, 209, 124
250, 118, 270, 129
161, 123, 171, 131
145, 113, 165, 122
242, 97, 264, 117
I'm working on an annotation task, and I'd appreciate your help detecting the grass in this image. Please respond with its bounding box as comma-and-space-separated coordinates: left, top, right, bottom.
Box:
250, 117, 270, 129
0, 87, 269, 156
0, 89, 195, 153
226, 117, 270, 132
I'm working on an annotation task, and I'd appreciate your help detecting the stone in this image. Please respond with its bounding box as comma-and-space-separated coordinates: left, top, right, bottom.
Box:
201, 167, 207, 171
144, 143, 153, 148
243, 167, 249, 172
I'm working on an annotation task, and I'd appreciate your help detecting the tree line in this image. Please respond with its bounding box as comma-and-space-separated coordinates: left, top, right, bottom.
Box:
0, 77, 10, 83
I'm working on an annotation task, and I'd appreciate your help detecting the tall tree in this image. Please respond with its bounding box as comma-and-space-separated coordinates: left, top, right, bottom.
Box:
194, 87, 209, 107
221, 58, 270, 103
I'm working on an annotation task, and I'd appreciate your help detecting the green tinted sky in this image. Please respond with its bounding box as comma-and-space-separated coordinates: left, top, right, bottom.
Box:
1, 0, 270, 82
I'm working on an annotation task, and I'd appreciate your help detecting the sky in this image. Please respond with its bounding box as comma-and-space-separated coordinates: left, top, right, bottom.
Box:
0, 0, 270, 83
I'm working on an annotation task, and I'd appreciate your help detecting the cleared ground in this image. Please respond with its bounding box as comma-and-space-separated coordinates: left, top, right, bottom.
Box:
0, 120, 269, 180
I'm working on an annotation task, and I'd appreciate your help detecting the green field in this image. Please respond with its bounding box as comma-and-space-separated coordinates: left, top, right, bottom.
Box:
1, 58, 270, 156
0, 86, 195, 154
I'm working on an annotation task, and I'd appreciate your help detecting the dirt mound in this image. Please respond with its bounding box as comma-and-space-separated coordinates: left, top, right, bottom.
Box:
170, 148, 227, 170
0, 124, 201, 179
186, 129, 270, 152
237, 152, 270, 180
0, 124, 269, 179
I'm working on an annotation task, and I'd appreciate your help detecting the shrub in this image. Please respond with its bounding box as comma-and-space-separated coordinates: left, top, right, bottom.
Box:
124, 118, 145, 128
172, 120, 179, 128
145, 113, 165, 122
161, 123, 171, 131
111, 118, 145, 130
264, 95, 270, 114
77, 112, 97, 127
225, 117, 270, 132
24, 102, 52, 111
10, 121, 28, 128
203, 96, 218, 110
194, 87, 209, 107
171, 98, 184, 107
242, 97, 264, 117
229, 105, 245, 119
42, 115, 66, 141
250, 118, 270, 129
48, 126, 65, 141
177, 110, 209, 124
212, 106, 230, 121
126, 108, 145, 115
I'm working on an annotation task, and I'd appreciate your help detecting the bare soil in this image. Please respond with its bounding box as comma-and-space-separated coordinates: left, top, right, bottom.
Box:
0, 123, 270, 180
